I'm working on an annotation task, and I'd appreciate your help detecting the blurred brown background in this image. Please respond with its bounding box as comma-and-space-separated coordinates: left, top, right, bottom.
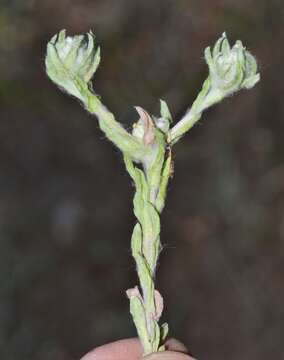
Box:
0, 1, 283, 359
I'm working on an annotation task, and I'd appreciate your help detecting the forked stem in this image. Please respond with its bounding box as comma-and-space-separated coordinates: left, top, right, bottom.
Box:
45, 29, 260, 356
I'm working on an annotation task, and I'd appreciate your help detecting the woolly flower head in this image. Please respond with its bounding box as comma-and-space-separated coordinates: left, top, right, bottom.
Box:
205, 33, 260, 96
45, 30, 100, 101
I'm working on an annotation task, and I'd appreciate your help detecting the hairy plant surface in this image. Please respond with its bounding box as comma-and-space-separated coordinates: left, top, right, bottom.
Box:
45, 30, 259, 356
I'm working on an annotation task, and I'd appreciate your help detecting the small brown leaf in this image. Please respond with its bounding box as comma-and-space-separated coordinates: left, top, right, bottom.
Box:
153, 289, 164, 321
135, 106, 156, 145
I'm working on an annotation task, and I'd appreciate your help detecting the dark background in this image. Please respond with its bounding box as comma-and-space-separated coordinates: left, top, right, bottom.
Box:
0, 1, 283, 359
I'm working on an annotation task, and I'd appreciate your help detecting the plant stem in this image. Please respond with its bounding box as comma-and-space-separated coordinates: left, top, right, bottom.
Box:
124, 145, 171, 355
45, 29, 260, 357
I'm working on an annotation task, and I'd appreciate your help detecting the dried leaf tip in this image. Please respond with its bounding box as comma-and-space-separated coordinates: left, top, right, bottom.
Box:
132, 106, 156, 146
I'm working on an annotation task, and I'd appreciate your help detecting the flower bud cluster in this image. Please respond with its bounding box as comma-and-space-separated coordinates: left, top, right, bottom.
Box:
45, 30, 100, 102
205, 33, 260, 97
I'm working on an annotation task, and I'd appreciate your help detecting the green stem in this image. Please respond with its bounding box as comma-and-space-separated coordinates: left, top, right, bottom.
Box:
85, 90, 171, 355
124, 147, 171, 355
87, 93, 148, 159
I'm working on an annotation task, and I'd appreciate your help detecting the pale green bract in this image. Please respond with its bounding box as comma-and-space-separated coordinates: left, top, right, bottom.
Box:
204, 32, 260, 96
45, 29, 100, 102
45, 30, 260, 356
